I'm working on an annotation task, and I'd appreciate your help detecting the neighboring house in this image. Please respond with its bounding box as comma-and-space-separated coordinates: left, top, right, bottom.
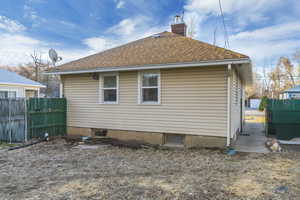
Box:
0, 69, 45, 99
249, 99, 261, 109
246, 95, 261, 109
48, 19, 252, 148
282, 85, 300, 99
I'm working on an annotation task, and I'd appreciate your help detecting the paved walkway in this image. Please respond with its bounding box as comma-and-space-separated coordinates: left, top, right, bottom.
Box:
234, 110, 270, 153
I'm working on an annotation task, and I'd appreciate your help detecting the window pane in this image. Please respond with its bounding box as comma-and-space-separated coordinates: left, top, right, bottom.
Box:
103, 76, 117, 88
142, 88, 158, 102
104, 89, 117, 102
8, 91, 16, 98
142, 74, 158, 87
0, 91, 8, 98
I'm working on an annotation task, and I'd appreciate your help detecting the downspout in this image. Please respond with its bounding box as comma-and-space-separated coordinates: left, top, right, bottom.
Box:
227, 64, 232, 146
59, 83, 63, 98
59, 75, 64, 98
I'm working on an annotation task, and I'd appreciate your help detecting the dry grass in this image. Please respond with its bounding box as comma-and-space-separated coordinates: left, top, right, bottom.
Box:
0, 139, 299, 200
245, 115, 266, 123
229, 177, 264, 198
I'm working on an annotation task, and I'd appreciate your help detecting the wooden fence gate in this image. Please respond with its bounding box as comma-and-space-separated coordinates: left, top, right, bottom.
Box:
0, 99, 27, 142
27, 98, 67, 140
0, 98, 66, 142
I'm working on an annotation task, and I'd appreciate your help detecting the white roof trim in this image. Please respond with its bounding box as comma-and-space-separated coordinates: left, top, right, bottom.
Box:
0, 82, 46, 88
45, 58, 251, 75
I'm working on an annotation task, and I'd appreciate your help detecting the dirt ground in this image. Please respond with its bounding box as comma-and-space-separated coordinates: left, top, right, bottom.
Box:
0, 139, 300, 200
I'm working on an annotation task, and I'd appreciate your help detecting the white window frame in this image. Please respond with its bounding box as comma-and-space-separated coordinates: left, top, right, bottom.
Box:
99, 72, 119, 104
24, 88, 39, 98
138, 70, 161, 105
0, 89, 18, 98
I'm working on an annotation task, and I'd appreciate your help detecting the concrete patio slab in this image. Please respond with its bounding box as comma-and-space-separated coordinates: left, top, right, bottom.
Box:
234, 110, 270, 153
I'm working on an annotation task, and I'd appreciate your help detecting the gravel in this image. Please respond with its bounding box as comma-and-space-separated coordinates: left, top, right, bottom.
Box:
0, 139, 300, 200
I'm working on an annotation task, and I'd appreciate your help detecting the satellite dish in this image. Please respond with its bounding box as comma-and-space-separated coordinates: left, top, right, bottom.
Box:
49, 48, 62, 66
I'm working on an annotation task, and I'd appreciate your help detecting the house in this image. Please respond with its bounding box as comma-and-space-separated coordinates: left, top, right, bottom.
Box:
0, 69, 45, 98
282, 85, 300, 99
48, 19, 252, 148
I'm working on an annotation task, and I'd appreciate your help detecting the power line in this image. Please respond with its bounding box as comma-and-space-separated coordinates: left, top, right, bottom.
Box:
218, 0, 230, 48
213, 12, 219, 46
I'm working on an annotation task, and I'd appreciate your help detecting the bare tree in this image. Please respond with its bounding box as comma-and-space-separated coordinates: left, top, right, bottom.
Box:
30, 50, 45, 82
293, 51, 300, 80
266, 56, 297, 98
260, 62, 272, 97
29, 50, 60, 97
280, 57, 296, 87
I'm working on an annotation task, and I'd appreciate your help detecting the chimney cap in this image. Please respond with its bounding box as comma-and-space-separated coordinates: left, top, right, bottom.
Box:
173, 15, 184, 24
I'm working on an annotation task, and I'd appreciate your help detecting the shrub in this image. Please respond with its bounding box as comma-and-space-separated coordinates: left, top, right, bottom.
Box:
259, 96, 268, 111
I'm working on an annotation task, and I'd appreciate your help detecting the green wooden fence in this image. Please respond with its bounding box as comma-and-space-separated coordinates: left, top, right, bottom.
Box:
266, 99, 300, 140
27, 98, 67, 140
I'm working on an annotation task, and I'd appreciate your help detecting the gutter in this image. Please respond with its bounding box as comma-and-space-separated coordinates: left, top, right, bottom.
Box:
45, 58, 251, 75
0, 82, 46, 88
227, 64, 232, 147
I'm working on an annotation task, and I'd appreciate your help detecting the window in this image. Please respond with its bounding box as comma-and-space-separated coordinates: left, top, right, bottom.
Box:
0, 90, 17, 99
100, 73, 119, 103
139, 71, 160, 104
8, 91, 16, 98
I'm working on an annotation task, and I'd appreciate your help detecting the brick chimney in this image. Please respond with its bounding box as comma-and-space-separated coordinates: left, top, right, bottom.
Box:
171, 15, 187, 36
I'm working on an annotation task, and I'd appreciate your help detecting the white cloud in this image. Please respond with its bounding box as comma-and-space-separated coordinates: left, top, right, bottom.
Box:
229, 21, 300, 66
59, 20, 77, 28
80, 16, 168, 57
23, 4, 47, 27
107, 16, 148, 36
184, 0, 284, 39
0, 16, 26, 33
183, 0, 300, 69
184, 0, 282, 18
0, 32, 89, 66
0, 15, 157, 66
83, 37, 118, 52
116, 0, 125, 9
23, 4, 38, 20
231, 22, 300, 41
0, 33, 44, 65
27, 0, 46, 3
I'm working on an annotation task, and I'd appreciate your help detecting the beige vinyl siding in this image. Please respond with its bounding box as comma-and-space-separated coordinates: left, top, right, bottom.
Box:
230, 69, 242, 138
62, 66, 228, 137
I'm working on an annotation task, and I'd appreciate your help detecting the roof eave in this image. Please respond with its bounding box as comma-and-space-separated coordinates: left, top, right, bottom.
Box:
235, 62, 253, 86
45, 58, 251, 75
0, 82, 46, 88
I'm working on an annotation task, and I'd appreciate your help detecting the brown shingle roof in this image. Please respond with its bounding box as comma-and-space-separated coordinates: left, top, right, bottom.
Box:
52, 31, 249, 72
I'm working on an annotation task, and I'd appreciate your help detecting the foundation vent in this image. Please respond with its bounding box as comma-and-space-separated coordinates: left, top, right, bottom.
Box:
93, 129, 108, 137
165, 134, 185, 145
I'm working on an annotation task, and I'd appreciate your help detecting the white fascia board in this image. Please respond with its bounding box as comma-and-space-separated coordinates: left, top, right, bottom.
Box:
0, 82, 46, 88
45, 58, 251, 75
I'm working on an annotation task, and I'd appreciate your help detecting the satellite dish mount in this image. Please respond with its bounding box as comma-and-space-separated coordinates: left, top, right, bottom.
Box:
49, 48, 62, 67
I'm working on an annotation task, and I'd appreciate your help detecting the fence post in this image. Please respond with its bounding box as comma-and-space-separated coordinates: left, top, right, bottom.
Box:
8, 99, 11, 144
24, 98, 28, 142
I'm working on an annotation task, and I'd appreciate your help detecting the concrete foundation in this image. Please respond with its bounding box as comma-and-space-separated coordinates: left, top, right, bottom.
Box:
67, 127, 92, 137
67, 126, 226, 148
185, 135, 226, 148
107, 130, 164, 145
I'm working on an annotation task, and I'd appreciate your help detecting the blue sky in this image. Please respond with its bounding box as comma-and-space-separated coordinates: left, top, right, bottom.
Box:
0, 0, 299, 71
